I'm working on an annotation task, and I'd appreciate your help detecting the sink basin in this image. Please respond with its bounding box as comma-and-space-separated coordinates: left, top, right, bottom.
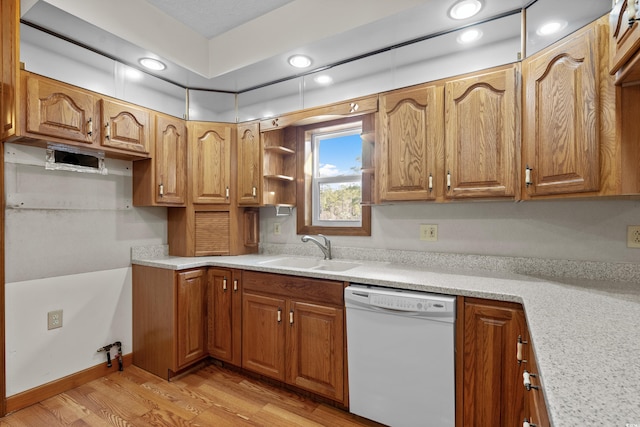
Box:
258, 257, 360, 272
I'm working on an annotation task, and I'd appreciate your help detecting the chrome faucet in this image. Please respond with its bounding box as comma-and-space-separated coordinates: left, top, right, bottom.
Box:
301, 234, 332, 259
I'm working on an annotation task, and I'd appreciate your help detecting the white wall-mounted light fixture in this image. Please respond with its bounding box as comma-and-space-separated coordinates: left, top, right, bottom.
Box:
139, 57, 166, 71
288, 54, 312, 68
313, 75, 333, 85
457, 28, 483, 44
536, 20, 568, 36
449, 0, 483, 20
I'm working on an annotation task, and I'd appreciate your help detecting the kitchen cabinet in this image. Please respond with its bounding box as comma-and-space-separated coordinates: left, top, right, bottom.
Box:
207, 268, 242, 366
1, 0, 18, 142
132, 265, 208, 379
609, 0, 640, 83
262, 127, 296, 206
445, 64, 520, 200
168, 205, 259, 256
456, 297, 527, 427
237, 121, 262, 206
523, 340, 550, 427
133, 113, 187, 206
242, 271, 346, 404
100, 98, 150, 154
22, 72, 99, 146
377, 83, 441, 202
523, 18, 609, 198
189, 121, 233, 205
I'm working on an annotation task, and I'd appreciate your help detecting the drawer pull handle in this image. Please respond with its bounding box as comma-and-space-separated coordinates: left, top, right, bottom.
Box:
277, 308, 282, 323
233, 279, 238, 292
517, 335, 528, 365
523, 370, 539, 391
289, 310, 294, 325
523, 419, 537, 427
223, 278, 227, 291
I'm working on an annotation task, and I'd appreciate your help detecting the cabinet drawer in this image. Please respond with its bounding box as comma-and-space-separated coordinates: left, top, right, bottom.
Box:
243, 271, 344, 306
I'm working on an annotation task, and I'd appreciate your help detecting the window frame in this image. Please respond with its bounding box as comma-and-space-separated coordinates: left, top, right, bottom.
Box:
296, 115, 372, 236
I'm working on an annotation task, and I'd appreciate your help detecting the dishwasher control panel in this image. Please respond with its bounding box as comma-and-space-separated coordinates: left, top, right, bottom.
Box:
370, 293, 447, 312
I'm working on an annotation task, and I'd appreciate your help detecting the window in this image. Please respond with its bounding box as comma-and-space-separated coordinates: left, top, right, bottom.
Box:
296, 115, 372, 236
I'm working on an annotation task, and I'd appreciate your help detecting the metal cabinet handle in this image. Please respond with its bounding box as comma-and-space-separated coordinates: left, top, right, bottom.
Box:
223, 278, 227, 291
277, 307, 282, 323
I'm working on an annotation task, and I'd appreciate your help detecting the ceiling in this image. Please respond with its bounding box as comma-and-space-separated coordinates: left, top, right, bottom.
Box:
19, 0, 611, 93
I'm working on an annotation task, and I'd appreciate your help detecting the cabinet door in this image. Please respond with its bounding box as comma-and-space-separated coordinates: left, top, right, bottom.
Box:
190, 122, 232, 204
242, 291, 286, 381
25, 74, 98, 145
176, 269, 207, 369
524, 343, 550, 427
237, 121, 262, 206
1, 0, 18, 141
101, 99, 150, 154
460, 299, 526, 427
207, 268, 241, 365
155, 115, 186, 205
287, 300, 344, 402
445, 65, 519, 199
523, 25, 600, 197
378, 84, 441, 201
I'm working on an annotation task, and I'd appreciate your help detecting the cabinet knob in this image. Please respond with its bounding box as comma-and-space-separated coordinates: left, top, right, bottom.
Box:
271, 118, 279, 127
349, 102, 359, 113
87, 118, 93, 136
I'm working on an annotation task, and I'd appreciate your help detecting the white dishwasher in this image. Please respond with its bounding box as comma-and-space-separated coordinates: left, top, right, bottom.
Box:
345, 285, 456, 427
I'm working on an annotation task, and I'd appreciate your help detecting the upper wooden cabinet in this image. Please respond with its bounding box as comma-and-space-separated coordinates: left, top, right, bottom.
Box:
23, 73, 99, 146
100, 99, 150, 154
609, 0, 640, 83
237, 121, 262, 206
262, 127, 296, 206
377, 84, 441, 202
189, 121, 233, 205
1, 0, 18, 142
522, 19, 613, 199
445, 64, 520, 200
133, 113, 186, 206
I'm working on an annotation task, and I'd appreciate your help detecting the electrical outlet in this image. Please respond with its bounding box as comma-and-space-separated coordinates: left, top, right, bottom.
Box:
274, 222, 281, 235
627, 226, 640, 248
420, 224, 438, 241
48, 310, 63, 330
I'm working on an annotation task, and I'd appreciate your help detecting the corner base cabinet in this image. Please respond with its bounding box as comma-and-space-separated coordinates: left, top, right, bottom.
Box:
241, 271, 346, 404
132, 265, 207, 379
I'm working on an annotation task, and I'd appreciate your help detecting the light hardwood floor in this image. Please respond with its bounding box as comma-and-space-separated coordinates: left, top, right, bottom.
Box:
0, 363, 384, 426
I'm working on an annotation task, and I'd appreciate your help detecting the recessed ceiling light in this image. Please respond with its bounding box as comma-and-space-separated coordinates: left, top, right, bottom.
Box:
313, 75, 333, 85
139, 57, 166, 71
449, 0, 482, 20
288, 55, 312, 69
457, 28, 483, 44
536, 20, 567, 36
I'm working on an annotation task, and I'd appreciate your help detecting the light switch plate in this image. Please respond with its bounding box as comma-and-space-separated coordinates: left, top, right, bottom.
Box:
627, 226, 640, 248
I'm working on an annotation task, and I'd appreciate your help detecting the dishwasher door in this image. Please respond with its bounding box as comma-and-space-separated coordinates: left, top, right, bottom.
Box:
345, 285, 456, 427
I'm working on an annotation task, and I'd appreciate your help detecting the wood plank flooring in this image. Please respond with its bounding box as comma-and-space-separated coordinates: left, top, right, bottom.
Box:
0, 363, 385, 426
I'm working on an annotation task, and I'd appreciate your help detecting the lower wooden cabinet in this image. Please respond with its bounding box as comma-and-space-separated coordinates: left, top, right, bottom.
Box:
207, 268, 242, 366
132, 265, 207, 379
241, 271, 346, 404
456, 297, 527, 427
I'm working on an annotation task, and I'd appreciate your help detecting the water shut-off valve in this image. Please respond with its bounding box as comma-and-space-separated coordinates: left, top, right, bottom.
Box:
97, 341, 123, 371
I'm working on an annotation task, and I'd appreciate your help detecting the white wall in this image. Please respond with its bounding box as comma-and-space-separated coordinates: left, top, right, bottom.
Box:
4, 143, 166, 396
260, 199, 640, 264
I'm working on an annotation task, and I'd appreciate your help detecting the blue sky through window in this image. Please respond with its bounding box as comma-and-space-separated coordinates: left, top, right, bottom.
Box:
317, 133, 362, 177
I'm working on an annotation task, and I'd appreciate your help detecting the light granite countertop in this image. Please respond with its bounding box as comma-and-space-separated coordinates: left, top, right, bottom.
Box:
131, 252, 640, 427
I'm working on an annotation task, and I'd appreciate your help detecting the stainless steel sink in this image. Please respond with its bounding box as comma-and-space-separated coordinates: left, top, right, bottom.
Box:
258, 257, 360, 272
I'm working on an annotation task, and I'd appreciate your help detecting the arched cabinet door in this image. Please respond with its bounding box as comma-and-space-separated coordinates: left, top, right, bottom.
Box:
523, 23, 600, 197
189, 122, 232, 205
444, 64, 520, 200
237, 121, 262, 206
377, 84, 441, 202
101, 99, 150, 154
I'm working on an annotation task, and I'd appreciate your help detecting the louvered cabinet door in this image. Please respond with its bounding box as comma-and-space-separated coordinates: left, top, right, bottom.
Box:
377, 84, 441, 201
444, 64, 520, 200
523, 23, 600, 197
